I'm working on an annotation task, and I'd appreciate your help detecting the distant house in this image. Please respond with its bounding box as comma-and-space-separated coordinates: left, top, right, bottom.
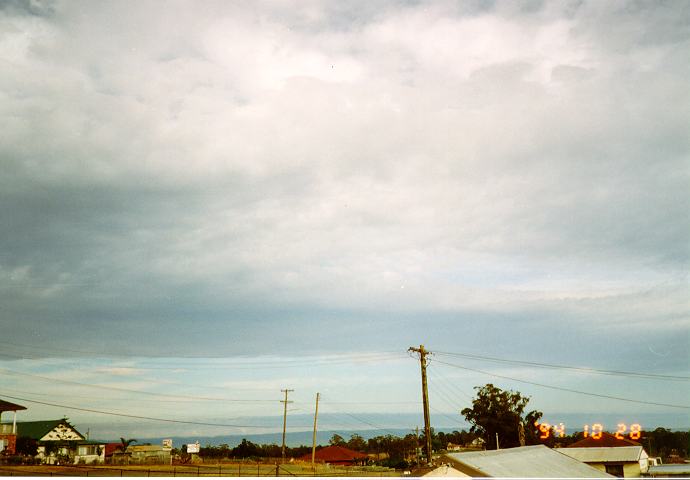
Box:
446, 443, 462, 452
423, 463, 470, 477
298, 445, 369, 466
0, 398, 27, 455
126, 445, 172, 465
569, 432, 642, 448
442, 444, 614, 478
15, 419, 105, 465
556, 446, 651, 478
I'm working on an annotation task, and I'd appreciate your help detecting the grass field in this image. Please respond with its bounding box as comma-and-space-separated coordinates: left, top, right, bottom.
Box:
0, 462, 404, 477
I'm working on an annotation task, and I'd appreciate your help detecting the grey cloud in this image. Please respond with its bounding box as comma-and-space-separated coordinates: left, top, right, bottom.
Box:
0, 0, 687, 364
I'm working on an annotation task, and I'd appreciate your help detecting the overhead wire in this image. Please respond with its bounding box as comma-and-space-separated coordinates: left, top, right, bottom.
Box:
432, 358, 690, 410
0, 368, 281, 403
0, 393, 313, 429
0, 341, 407, 368
434, 350, 690, 381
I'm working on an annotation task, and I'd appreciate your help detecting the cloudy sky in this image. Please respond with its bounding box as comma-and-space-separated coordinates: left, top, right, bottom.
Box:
0, 0, 688, 439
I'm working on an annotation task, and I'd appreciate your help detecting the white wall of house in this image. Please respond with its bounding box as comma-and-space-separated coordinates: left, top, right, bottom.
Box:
74, 444, 106, 464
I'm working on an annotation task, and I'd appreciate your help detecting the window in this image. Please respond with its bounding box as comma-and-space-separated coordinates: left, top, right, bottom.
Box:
605, 464, 625, 477
78, 445, 98, 456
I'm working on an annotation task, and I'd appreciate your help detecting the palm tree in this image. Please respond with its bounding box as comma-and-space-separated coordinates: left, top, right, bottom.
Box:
118, 437, 137, 453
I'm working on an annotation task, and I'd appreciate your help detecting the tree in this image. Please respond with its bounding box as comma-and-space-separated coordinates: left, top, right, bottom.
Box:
346, 434, 366, 451
118, 437, 137, 453
329, 434, 346, 446
15, 437, 38, 456
461, 384, 543, 450
232, 439, 259, 458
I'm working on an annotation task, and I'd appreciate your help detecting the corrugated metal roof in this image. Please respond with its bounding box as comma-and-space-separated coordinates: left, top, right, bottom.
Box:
556, 446, 645, 463
443, 445, 614, 478
648, 464, 690, 475
127, 445, 169, 452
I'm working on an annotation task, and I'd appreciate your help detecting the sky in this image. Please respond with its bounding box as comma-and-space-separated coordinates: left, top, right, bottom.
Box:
0, 0, 688, 440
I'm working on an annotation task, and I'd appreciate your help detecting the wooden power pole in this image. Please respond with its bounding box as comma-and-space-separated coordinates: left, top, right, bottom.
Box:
409, 345, 433, 465
311, 392, 320, 468
281, 388, 294, 463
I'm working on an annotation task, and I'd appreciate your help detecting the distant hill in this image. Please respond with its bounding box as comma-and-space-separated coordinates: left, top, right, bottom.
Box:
107, 429, 415, 449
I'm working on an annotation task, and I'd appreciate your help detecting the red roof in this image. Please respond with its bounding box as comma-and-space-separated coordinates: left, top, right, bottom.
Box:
298, 445, 368, 464
568, 431, 642, 448
105, 443, 123, 457
0, 399, 27, 413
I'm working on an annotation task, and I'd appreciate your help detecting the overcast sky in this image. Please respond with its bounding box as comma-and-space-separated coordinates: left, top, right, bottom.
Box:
0, 0, 688, 438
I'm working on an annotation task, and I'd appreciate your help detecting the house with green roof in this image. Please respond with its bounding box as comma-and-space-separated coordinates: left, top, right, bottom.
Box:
15, 418, 105, 465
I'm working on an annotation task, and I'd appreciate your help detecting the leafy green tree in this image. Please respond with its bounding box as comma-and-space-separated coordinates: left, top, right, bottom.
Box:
461, 383, 543, 450
346, 434, 366, 451
232, 439, 259, 458
329, 434, 346, 446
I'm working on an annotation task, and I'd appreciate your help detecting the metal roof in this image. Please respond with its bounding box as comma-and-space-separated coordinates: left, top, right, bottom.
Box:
648, 464, 690, 476
555, 446, 646, 463
443, 445, 614, 478
127, 445, 169, 452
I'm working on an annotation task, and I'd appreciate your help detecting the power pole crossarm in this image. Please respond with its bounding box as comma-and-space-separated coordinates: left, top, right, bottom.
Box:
409, 345, 433, 466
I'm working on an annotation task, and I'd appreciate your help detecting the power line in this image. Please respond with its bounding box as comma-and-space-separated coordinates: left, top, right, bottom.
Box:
0, 341, 407, 367
0, 393, 313, 429
428, 365, 474, 402
429, 405, 465, 428
434, 350, 690, 381
433, 359, 690, 410
0, 368, 280, 403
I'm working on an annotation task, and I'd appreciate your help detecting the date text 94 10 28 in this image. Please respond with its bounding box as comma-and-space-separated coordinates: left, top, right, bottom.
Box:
535, 422, 642, 440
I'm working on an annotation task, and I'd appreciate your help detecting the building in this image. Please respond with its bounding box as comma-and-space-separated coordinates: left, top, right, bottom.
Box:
556, 446, 651, 477
442, 444, 614, 477
298, 445, 369, 466
647, 464, 690, 478
15, 419, 105, 464
569, 432, 643, 448
125, 445, 172, 465
423, 464, 470, 477
0, 399, 27, 455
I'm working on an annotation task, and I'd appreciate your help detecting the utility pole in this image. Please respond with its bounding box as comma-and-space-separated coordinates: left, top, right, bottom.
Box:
409, 345, 433, 465
311, 393, 320, 468
280, 389, 294, 463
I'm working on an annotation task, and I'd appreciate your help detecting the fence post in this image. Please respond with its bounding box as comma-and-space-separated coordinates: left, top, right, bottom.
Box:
147, 469, 150, 477
120, 469, 123, 477
218, 465, 221, 476
257, 464, 260, 477
275, 464, 279, 477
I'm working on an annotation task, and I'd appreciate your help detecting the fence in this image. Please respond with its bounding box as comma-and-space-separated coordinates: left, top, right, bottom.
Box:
0, 463, 402, 477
